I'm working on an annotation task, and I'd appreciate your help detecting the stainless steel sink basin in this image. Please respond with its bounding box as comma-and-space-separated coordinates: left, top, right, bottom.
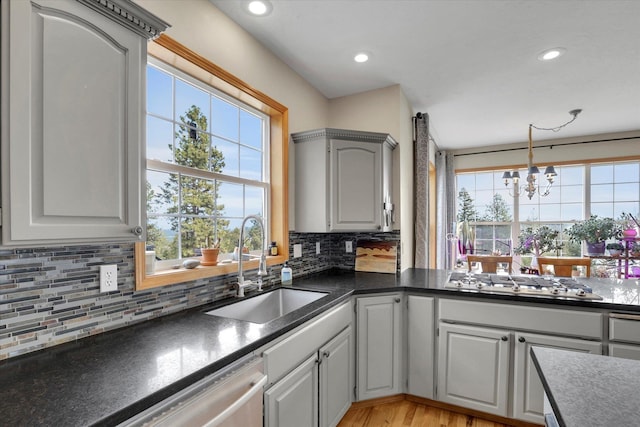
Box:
205, 288, 328, 324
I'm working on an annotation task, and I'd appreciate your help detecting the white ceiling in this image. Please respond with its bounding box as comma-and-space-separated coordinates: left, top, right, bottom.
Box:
210, 0, 640, 150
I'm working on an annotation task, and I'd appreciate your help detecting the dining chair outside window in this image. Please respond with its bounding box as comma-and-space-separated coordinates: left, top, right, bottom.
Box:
536, 257, 591, 277
466, 255, 513, 274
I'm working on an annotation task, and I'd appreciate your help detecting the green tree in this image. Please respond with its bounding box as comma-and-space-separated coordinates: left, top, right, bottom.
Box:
457, 188, 478, 222
150, 105, 227, 258
480, 193, 512, 222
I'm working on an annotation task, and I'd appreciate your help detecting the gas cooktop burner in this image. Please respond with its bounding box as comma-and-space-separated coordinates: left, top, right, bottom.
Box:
446, 272, 602, 300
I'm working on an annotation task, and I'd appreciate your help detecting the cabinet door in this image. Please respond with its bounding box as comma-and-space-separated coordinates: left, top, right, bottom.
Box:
356, 294, 402, 400
437, 323, 510, 416
407, 295, 434, 399
265, 354, 319, 427
319, 326, 353, 427
609, 343, 640, 361
330, 139, 382, 231
513, 332, 601, 424
2, 0, 144, 245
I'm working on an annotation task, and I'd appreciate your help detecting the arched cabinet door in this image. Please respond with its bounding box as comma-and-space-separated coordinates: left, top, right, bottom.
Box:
1, 0, 167, 245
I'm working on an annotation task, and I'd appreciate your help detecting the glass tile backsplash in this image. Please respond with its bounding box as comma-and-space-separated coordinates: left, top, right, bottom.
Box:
0, 231, 399, 360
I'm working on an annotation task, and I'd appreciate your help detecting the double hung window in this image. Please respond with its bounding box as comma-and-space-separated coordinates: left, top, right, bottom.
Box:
145, 59, 269, 270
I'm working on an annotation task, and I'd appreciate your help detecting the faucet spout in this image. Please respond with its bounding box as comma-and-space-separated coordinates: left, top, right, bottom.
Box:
237, 215, 268, 296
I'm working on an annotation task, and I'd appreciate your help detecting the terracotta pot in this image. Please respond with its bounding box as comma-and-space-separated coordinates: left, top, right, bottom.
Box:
201, 248, 219, 266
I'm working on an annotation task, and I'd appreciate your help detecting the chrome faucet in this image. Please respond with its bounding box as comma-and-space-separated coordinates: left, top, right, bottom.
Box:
237, 214, 268, 297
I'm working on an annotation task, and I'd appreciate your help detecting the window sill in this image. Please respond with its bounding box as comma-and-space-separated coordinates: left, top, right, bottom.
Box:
134, 242, 287, 290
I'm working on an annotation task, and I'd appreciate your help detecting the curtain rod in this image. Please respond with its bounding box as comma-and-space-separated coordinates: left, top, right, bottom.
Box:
453, 136, 637, 157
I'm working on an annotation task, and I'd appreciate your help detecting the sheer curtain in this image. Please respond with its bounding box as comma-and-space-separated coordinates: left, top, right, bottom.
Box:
413, 113, 430, 268
436, 150, 455, 270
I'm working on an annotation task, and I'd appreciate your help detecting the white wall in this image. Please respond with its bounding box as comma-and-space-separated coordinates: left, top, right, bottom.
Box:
453, 130, 640, 171
136, 0, 417, 269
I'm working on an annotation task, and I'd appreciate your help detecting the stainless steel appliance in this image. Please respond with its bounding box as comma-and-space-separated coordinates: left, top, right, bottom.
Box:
121, 355, 266, 427
446, 272, 602, 301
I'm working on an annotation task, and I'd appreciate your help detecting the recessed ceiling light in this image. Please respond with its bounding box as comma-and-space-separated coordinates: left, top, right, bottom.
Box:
354, 53, 369, 63
538, 47, 566, 61
246, 1, 272, 16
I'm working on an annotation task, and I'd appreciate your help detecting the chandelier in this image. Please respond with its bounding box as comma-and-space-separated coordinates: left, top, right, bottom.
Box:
502, 109, 582, 200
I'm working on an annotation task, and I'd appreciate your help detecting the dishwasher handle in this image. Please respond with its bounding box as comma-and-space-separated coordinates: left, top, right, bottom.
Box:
203, 374, 267, 427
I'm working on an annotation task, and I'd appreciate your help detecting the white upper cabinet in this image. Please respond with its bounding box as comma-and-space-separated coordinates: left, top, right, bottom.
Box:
293, 128, 397, 232
0, 0, 168, 245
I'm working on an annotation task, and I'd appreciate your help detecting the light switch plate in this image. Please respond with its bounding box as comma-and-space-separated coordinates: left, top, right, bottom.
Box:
293, 243, 302, 258
316, 242, 321, 255
345, 241, 353, 253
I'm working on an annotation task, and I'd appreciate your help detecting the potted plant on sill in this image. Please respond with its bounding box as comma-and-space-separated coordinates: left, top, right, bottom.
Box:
566, 215, 619, 256
201, 237, 220, 266
606, 242, 625, 257
514, 225, 562, 273
618, 212, 639, 238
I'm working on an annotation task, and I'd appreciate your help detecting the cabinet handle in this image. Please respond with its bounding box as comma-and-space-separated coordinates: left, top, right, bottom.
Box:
131, 226, 143, 236
501, 336, 508, 341
394, 297, 401, 303
323, 351, 330, 359
518, 336, 526, 343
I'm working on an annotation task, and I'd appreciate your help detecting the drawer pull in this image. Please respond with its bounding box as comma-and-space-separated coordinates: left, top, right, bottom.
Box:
501, 336, 508, 341
519, 336, 526, 343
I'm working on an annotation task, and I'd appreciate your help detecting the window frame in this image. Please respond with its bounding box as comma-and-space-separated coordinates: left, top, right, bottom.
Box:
135, 35, 288, 290
455, 156, 640, 265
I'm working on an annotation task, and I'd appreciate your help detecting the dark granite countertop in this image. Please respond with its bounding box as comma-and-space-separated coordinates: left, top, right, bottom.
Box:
531, 347, 640, 427
1, 268, 639, 426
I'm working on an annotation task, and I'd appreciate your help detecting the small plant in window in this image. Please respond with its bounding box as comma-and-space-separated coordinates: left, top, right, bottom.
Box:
514, 226, 562, 257
606, 242, 624, 257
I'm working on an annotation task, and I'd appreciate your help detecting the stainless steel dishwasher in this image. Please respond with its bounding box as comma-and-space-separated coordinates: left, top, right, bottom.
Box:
121, 355, 266, 427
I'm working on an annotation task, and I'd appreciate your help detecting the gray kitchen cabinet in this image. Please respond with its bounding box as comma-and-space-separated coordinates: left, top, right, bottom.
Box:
512, 332, 601, 423
292, 128, 397, 232
437, 298, 603, 422
263, 302, 353, 427
0, 0, 167, 245
265, 354, 319, 427
319, 327, 353, 427
437, 322, 510, 416
356, 294, 402, 400
608, 314, 640, 361
407, 295, 435, 399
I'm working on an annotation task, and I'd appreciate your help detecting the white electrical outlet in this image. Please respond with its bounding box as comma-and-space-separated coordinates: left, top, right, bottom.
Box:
345, 241, 353, 253
293, 243, 302, 258
100, 264, 118, 293
316, 242, 321, 255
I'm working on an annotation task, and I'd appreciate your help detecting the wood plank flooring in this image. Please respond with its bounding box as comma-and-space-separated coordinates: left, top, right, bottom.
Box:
337, 398, 516, 427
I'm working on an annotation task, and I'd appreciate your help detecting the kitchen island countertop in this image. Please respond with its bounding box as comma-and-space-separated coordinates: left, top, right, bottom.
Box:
531, 346, 640, 426
1, 268, 639, 426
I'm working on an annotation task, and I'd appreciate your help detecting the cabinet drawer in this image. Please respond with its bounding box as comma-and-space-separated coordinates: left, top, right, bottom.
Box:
609, 342, 640, 360
609, 315, 640, 344
263, 302, 351, 386
439, 299, 602, 339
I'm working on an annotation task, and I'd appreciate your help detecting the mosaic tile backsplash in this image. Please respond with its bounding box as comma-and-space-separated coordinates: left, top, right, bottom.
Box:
0, 231, 400, 360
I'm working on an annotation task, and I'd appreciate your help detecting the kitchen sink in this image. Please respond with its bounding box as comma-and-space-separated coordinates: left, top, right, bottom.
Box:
205, 288, 329, 324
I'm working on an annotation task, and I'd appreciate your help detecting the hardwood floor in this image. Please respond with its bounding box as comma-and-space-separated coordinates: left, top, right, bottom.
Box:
337, 397, 519, 427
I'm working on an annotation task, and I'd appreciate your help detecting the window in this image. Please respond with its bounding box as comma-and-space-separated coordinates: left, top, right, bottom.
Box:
455, 159, 640, 269
135, 35, 288, 290
146, 59, 269, 267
